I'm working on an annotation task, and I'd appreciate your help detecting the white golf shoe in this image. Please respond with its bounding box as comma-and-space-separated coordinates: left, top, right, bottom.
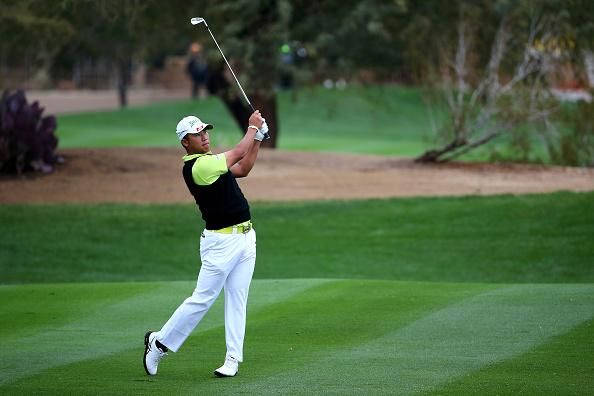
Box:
214, 356, 239, 377
143, 331, 167, 375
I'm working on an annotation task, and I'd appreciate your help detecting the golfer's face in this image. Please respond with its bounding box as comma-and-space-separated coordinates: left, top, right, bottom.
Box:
186, 131, 210, 153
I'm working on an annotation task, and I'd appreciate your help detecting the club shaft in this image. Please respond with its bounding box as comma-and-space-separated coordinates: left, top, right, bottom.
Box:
206, 27, 255, 113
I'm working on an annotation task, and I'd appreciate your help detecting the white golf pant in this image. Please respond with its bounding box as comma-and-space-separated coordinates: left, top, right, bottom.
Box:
156, 228, 256, 362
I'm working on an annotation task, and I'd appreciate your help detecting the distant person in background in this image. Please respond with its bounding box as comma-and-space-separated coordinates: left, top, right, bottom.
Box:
279, 43, 294, 90
187, 42, 208, 99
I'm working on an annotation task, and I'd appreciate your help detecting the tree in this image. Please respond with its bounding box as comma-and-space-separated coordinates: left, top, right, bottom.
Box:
53, 0, 160, 108
402, 1, 584, 162
2, 0, 409, 147
194, 1, 291, 147
0, 0, 74, 88
197, 0, 407, 147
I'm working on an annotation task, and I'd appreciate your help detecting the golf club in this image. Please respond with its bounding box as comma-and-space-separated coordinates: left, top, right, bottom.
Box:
190, 17, 270, 139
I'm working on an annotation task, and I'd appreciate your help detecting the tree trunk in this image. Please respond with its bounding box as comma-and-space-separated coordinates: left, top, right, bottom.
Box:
223, 96, 252, 132
206, 65, 279, 148
584, 50, 594, 88
415, 138, 467, 162
251, 92, 278, 148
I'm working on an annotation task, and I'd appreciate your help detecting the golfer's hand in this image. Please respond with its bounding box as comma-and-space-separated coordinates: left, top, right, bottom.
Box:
254, 121, 269, 141
249, 111, 265, 129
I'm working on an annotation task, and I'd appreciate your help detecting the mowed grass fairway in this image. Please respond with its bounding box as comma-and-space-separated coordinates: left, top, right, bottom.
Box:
55, 85, 561, 162
1, 281, 592, 394
56, 85, 439, 156
1, 192, 594, 394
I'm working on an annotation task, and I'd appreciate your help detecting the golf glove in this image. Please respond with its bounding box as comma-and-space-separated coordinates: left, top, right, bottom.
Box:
254, 121, 269, 141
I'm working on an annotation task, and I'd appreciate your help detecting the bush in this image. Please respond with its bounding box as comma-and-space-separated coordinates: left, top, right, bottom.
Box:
0, 90, 61, 174
554, 98, 594, 167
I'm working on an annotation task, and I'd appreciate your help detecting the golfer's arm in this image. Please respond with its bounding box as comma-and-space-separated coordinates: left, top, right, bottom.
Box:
224, 127, 258, 168
230, 139, 261, 178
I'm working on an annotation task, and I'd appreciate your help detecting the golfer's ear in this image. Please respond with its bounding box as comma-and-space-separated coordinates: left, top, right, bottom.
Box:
181, 138, 189, 148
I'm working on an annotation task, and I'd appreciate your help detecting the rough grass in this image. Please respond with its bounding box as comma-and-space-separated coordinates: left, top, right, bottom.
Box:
1, 192, 593, 284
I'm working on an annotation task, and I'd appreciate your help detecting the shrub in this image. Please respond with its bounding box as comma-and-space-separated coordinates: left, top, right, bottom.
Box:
554, 98, 594, 167
0, 90, 62, 174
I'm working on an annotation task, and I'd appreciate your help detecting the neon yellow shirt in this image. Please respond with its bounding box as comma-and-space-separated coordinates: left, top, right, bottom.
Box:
182, 152, 228, 186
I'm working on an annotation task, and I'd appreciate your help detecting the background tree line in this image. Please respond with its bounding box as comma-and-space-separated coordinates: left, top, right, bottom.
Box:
1, 0, 592, 164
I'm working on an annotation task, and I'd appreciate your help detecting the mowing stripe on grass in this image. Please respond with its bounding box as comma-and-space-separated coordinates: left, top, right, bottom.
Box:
2, 281, 592, 394
1, 279, 492, 393
0, 279, 330, 385
0, 282, 149, 340
238, 284, 594, 394
432, 318, 594, 394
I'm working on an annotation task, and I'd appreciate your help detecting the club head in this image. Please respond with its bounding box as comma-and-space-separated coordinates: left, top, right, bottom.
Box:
190, 17, 206, 26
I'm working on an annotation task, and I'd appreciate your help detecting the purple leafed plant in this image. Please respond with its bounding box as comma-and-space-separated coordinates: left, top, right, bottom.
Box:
0, 90, 62, 174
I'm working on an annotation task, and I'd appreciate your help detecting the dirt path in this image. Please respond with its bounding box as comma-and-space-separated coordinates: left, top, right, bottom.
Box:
1, 148, 593, 204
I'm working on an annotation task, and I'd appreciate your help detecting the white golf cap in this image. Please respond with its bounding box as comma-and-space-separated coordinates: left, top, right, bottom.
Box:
176, 115, 213, 140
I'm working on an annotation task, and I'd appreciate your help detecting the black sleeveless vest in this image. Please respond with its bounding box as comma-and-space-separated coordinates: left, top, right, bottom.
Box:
182, 156, 250, 230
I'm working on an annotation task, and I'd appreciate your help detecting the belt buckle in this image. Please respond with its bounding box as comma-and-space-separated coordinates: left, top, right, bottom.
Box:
242, 223, 251, 234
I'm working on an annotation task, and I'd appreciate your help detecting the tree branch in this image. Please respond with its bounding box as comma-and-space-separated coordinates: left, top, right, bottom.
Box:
440, 129, 502, 162
499, 15, 548, 95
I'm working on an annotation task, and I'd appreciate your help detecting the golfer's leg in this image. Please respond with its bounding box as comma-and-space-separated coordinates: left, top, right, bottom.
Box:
156, 261, 225, 352
156, 232, 234, 352
223, 230, 256, 362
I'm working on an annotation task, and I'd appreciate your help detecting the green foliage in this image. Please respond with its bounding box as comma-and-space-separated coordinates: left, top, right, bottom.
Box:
51, 0, 181, 66
2, 0, 410, 91
199, 0, 409, 91
2, 1, 591, 160
551, 99, 594, 166
407, 0, 594, 164
0, 0, 74, 88
1, 192, 593, 284
287, 0, 407, 81
398, 0, 592, 82
204, 0, 291, 92
2, 0, 591, 89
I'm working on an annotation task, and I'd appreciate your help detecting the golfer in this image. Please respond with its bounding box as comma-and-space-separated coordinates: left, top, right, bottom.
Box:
143, 110, 267, 377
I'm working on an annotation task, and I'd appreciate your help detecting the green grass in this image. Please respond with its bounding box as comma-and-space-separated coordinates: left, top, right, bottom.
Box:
2, 192, 593, 394
0, 280, 592, 394
56, 85, 585, 163
433, 319, 594, 394
56, 85, 437, 156
1, 192, 593, 284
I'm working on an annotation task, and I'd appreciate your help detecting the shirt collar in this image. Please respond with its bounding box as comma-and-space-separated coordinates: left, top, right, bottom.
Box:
183, 152, 212, 162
